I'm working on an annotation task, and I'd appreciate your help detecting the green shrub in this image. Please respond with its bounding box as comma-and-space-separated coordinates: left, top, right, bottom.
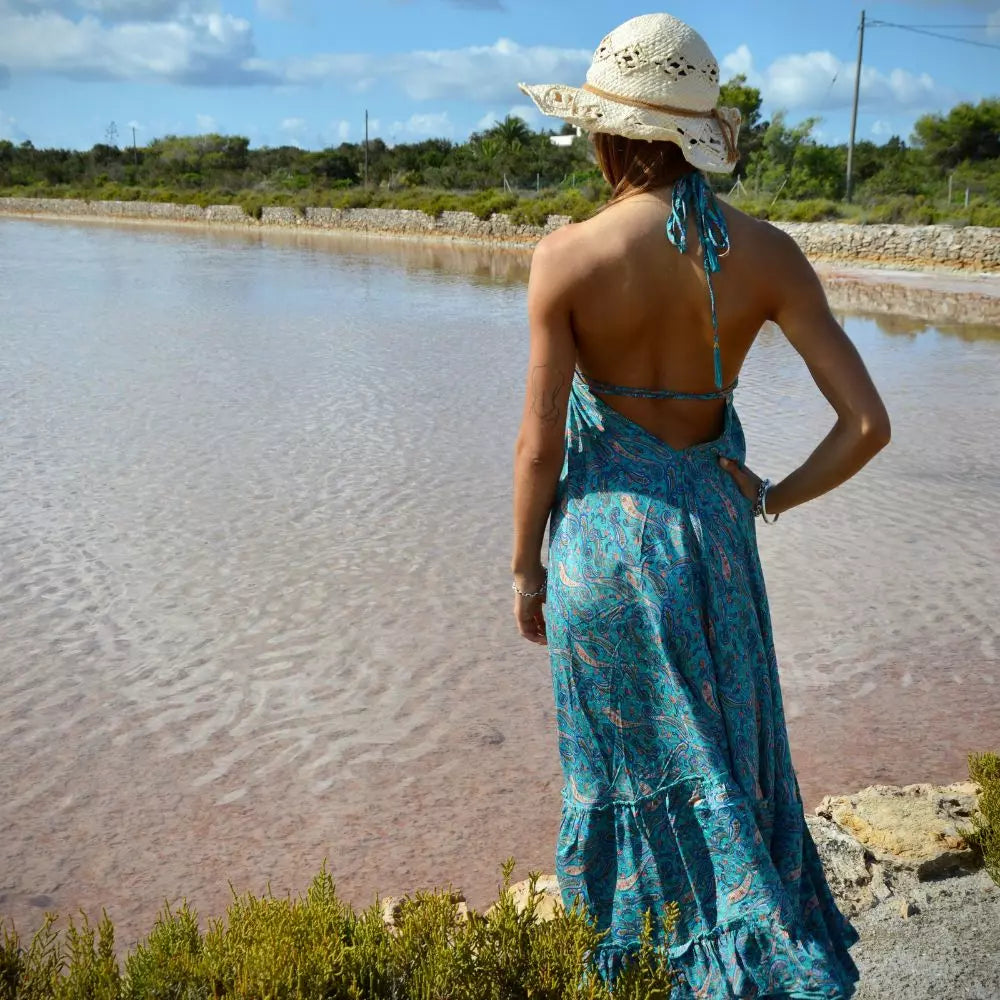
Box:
509, 190, 599, 226
0, 859, 681, 999
960, 750, 1000, 887
774, 198, 844, 223
970, 201, 1000, 228
240, 196, 265, 220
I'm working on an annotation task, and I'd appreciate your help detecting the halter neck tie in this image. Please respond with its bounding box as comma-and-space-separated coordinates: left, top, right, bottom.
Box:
665, 171, 730, 390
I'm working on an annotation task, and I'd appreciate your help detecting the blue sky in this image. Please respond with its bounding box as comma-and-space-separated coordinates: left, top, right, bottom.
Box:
0, 0, 998, 151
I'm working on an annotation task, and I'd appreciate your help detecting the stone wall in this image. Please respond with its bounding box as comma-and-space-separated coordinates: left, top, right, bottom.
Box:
2, 196, 998, 272
775, 220, 1000, 273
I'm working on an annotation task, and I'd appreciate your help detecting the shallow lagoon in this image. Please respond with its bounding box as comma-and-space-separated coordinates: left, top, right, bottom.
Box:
1, 218, 997, 945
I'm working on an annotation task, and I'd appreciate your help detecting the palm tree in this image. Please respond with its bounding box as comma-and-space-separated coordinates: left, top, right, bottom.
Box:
489, 115, 533, 151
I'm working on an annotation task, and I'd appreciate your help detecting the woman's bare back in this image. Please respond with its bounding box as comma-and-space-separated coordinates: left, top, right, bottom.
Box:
543, 187, 787, 450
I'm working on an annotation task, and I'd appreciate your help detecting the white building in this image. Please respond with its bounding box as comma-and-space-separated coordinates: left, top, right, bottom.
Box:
550, 127, 584, 147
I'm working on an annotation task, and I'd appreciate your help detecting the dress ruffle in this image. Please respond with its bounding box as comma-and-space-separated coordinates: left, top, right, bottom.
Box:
557, 776, 859, 999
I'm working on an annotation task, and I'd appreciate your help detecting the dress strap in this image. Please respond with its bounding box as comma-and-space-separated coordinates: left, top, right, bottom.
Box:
575, 368, 737, 401
665, 172, 730, 390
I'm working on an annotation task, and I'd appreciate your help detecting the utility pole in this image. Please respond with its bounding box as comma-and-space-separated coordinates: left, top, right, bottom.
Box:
132, 125, 138, 166
845, 9, 866, 203
364, 109, 369, 188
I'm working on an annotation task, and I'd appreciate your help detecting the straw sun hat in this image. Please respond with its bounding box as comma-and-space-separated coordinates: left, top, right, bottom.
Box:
518, 12, 741, 174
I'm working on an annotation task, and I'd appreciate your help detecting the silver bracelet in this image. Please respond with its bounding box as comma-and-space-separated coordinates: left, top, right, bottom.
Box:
761, 485, 780, 524
752, 478, 780, 523
512, 569, 547, 599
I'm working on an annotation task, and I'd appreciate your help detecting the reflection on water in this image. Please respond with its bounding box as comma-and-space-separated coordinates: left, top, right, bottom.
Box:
0, 217, 998, 948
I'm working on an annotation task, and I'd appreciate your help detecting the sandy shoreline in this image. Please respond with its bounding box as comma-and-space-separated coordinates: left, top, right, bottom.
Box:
4, 204, 1000, 332
3, 197, 1000, 282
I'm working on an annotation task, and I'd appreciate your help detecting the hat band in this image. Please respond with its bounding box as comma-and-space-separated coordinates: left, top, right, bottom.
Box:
581, 83, 738, 165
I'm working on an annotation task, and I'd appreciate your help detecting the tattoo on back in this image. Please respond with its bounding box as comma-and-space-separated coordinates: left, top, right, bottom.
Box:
530, 365, 566, 426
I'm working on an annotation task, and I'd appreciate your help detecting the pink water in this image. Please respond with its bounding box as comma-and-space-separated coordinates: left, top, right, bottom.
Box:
1, 219, 997, 948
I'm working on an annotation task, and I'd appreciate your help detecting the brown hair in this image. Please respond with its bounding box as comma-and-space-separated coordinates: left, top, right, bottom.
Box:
591, 133, 696, 207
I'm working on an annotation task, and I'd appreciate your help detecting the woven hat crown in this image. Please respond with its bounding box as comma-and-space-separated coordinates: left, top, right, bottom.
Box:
517, 11, 739, 172
586, 13, 721, 112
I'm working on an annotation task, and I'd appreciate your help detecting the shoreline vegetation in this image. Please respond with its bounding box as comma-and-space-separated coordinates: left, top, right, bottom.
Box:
2, 753, 997, 999
2, 196, 1000, 279
2, 91, 998, 277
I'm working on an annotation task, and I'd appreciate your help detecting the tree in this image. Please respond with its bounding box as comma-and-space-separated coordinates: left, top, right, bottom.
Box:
718, 74, 767, 176
746, 112, 819, 195
912, 98, 1000, 169
487, 115, 532, 151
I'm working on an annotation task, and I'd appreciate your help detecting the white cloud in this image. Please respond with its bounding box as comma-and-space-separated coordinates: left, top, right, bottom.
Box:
333, 118, 351, 141
269, 38, 590, 102
388, 111, 453, 139
721, 43, 753, 80
4, 0, 212, 22
196, 112, 216, 132
280, 115, 305, 134
870, 119, 892, 137
0, 5, 270, 84
988, 8, 1000, 37
720, 45, 950, 113
507, 102, 539, 126
255, 0, 291, 18
0, 108, 26, 141
0, 10, 590, 100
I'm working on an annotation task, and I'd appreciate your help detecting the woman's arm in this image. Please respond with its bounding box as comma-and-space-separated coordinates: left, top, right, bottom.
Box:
511, 235, 576, 643
721, 227, 891, 514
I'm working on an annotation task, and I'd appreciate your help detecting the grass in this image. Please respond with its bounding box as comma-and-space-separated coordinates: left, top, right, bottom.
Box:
3, 183, 999, 229
0, 859, 681, 1000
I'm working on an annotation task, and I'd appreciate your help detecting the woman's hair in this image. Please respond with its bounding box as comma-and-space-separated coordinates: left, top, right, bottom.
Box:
591, 133, 696, 207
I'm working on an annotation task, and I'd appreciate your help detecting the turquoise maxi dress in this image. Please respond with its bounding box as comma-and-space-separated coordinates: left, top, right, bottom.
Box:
544, 173, 861, 998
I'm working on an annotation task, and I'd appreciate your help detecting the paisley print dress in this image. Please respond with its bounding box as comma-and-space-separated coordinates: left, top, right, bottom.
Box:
543, 174, 861, 998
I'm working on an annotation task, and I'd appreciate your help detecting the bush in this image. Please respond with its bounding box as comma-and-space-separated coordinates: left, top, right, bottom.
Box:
509, 189, 599, 226
0, 859, 681, 999
774, 198, 844, 223
240, 195, 265, 220
970, 201, 1000, 228
959, 751, 1000, 888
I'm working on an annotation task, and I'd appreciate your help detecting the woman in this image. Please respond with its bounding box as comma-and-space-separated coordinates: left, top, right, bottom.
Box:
510, 13, 890, 999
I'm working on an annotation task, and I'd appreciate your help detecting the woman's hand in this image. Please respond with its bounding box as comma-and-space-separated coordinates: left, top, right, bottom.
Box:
718, 455, 762, 504
513, 573, 548, 646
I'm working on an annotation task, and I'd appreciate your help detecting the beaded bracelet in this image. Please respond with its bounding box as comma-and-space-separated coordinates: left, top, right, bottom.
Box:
752, 478, 780, 523
512, 569, 548, 599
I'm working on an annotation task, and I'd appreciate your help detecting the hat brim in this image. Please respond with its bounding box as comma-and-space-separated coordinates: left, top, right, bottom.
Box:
518, 82, 741, 174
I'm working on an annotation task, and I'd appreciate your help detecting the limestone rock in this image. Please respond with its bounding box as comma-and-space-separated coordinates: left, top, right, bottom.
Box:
485, 874, 564, 922
806, 814, 902, 915
2, 198, 999, 272
807, 814, 874, 913
816, 780, 982, 880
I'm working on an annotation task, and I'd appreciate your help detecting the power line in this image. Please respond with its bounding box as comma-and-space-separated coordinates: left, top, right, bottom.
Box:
868, 20, 1000, 50
886, 23, 993, 29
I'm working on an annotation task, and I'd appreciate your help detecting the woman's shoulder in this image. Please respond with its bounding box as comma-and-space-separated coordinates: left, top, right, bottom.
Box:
528, 213, 614, 289
719, 199, 802, 257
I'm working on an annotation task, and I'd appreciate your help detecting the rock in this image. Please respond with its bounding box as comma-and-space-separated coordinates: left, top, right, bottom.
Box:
816, 781, 982, 880
805, 814, 914, 915
2, 198, 998, 272
806, 814, 887, 915
485, 874, 564, 922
